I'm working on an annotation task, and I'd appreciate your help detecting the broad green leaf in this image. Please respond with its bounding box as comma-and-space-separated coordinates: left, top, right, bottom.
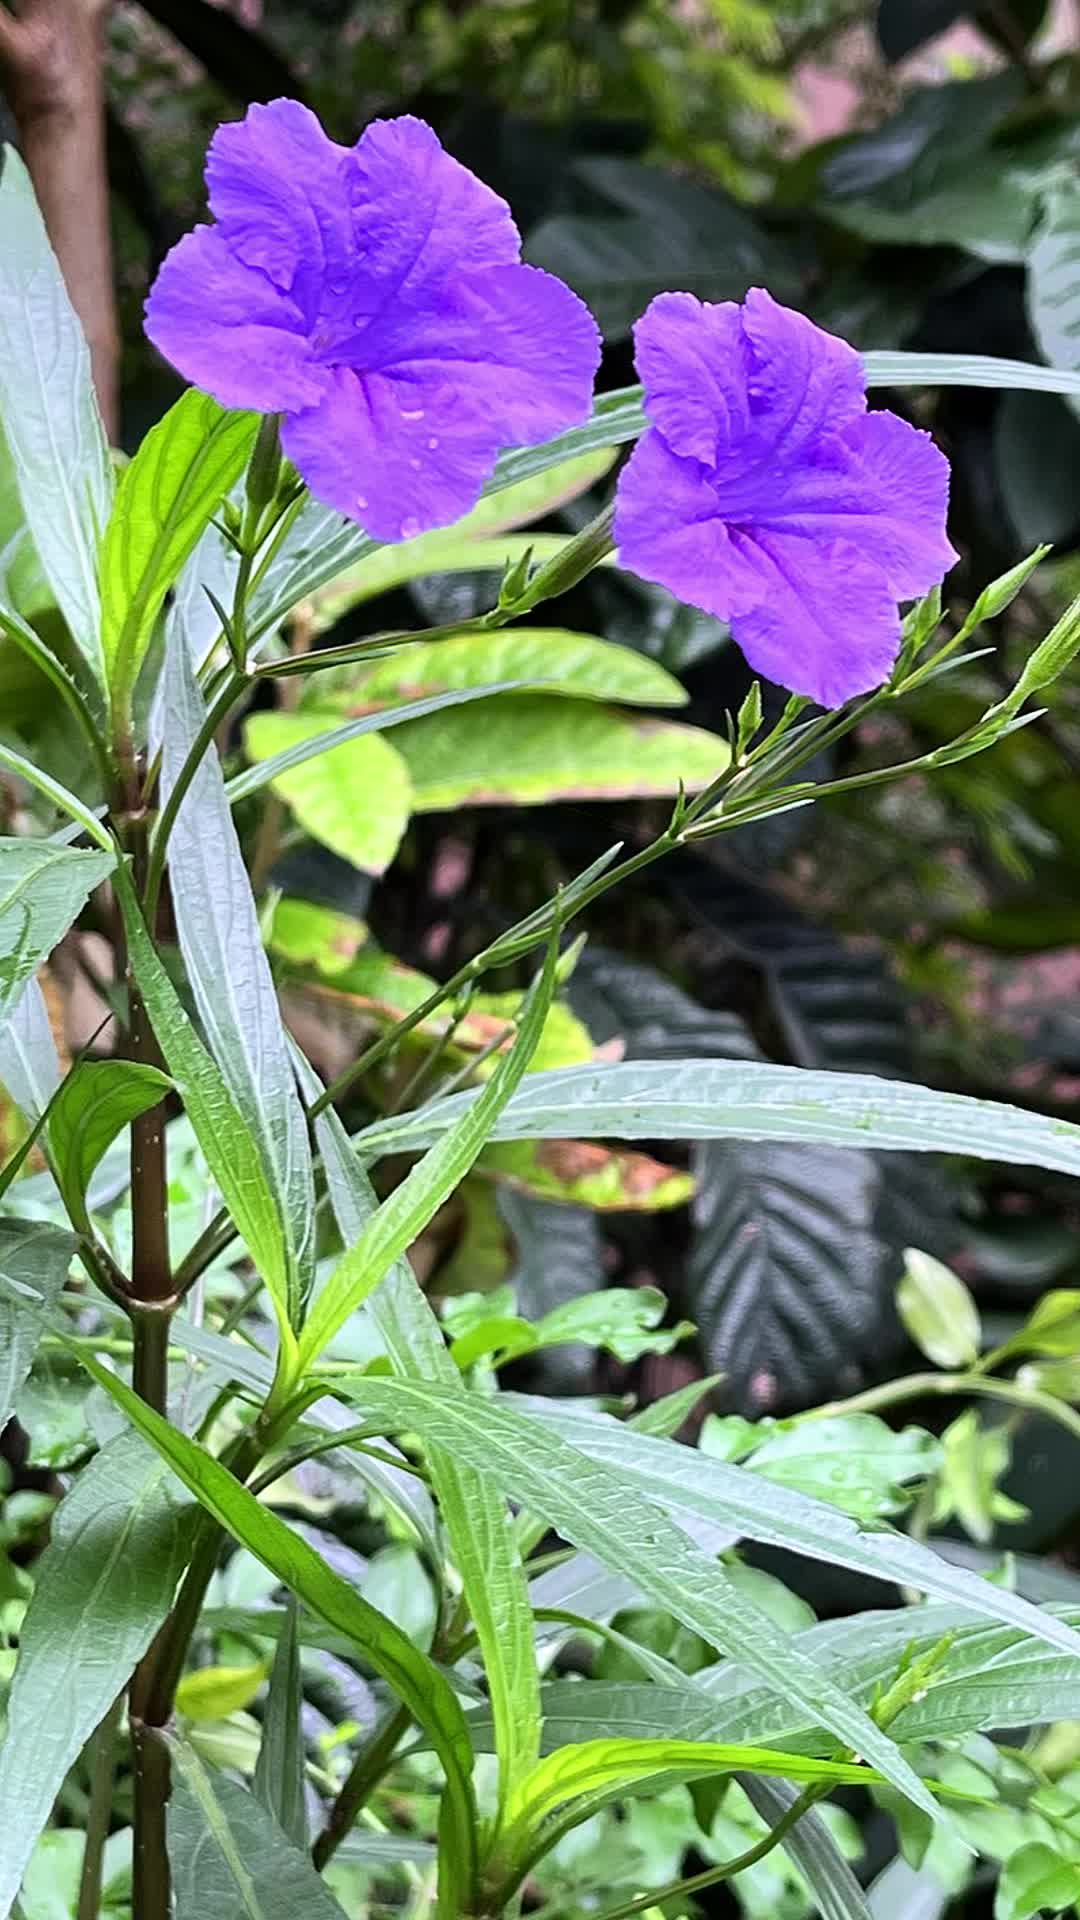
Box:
307, 630, 687, 712
19, 1828, 131, 1920
389, 694, 728, 810
296, 936, 559, 1373
743, 1775, 872, 1920
161, 633, 315, 1321
100, 390, 257, 711
1028, 184, 1080, 422
0, 149, 113, 681
898, 1249, 982, 1368
16, 1352, 95, 1469
265, 898, 367, 977
74, 1351, 479, 1916
450, 1285, 694, 1370
701, 1413, 939, 1523
230, 685, 515, 810
506, 1396, 1080, 1666
352, 1058, 1080, 1183
0, 1434, 193, 1918
242, 713, 412, 875
47, 1058, 170, 1232
995, 1842, 1080, 1920
0, 1220, 74, 1433
0, 978, 61, 1122
113, 866, 298, 1370
480, 1138, 694, 1210
254, 1595, 307, 1849
302, 1049, 544, 1820
823, 160, 1033, 263
325, 1379, 939, 1819
176, 1659, 270, 1722
0, 841, 114, 1028
168, 1739, 344, 1920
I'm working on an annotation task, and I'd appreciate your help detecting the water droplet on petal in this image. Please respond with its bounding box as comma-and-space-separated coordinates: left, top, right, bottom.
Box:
356, 494, 368, 509
400, 407, 425, 421
400, 517, 421, 539
427, 436, 440, 450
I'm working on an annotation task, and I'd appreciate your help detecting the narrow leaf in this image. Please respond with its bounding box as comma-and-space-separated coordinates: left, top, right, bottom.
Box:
0, 978, 60, 1122
100, 390, 257, 710
73, 1349, 479, 1915
0, 148, 112, 680
254, 1595, 307, 1850
0, 841, 114, 1029
161, 631, 316, 1320
0, 1435, 193, 1919
742, 1776, 872, 1920
0, 1220, 74, 1434
169, 1739, 340, 1920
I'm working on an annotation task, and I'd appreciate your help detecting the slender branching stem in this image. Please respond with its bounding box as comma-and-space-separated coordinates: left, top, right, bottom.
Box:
312, 1704, 414, 1870
587, 1784, 822, 1920
796, 1366, 1080, 1443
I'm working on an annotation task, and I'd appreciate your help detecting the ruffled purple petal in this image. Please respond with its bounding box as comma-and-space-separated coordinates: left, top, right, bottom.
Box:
633, 292, 749, 464
738, 288, 866, 456
613, 429, 745, 622
345, 116, 521, 335
206, 99, 352, 322
833, 409, 959, 597
355, 264, 601, 446
281, 367, 501, 540
144, 227, 329, 413
727, 528, 901, 707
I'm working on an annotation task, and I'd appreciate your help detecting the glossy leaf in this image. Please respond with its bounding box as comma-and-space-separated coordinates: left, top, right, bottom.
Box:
0, 841, 114, 1028
305, 629, 687, 712
113, 866, 298, 1368
242, 712, 412, 875
47, 1058, 170, 1232
303, 1053, 544, 1820
353, 1058, 1080, 1182
75, 1350, 479, 1915
389, 694, 728, 811
1028, 183, 1080, 422
326, 1378, 939, 1818
161, 631, 316, 1320
898, 1249, 982, 1368
0, 148, 112, 681
254, 1595, 307, 1850
100, 390, 257, 711
702, 1412, 939, 1523
0, 1435, 193, 1918
0, 1220, 75, 1435
168, 1739, 343, 1920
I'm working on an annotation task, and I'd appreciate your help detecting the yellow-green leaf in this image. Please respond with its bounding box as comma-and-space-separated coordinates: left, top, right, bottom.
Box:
243, 712, 412, 875
306, 629, 686, 712
176, 1659, 271, 1723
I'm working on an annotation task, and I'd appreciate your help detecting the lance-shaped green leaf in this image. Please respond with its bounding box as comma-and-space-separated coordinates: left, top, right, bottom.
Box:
0, 840, 115, 1029
322, 1378, 937, 1820
72, 1349, 479, 1919
300, 1048, 544, 1819
742, 1776, 871, 1920
0, 978, 61, 1122
161, 632, 316, 1319
352, 1058, 1080, 1182
0, 148, 113, 682
113, 864, 299, 1372
1028, 183, 1080, 423
100, 389, 257, 713
0, 1220, 75, 1435
304, 630, 684, 711
253, 1596, 307, 1850
47, 1058, 171, 1233
169, 1740, 341, 1920
0, 1434, 194, 1919
296, 934, 559, 1373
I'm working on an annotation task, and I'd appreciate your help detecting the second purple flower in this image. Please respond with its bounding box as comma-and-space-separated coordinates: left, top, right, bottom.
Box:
145, 101, 601, 542
614, 289, 959, 708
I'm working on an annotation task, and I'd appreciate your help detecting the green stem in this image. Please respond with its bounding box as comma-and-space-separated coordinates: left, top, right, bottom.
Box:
76, 1695, 123, 1920
796, 1368, 1080, 1443
312, 1704, 413, 1871
589, 1784, 822, 1920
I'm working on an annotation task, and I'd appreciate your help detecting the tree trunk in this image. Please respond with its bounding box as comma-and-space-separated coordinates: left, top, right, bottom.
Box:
0, 0, 119, 438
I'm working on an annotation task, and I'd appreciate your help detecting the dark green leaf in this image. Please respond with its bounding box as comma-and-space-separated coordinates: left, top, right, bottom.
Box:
0, 1435, 193, 1917
169, 1739, 342, 1920
0, 841, 115, 1028
0, 148, 113, 682
47, 1058, 170, 1231
100, 390, 257, 712
0, 1220, 75, 1433
254, 1596, 307, 1850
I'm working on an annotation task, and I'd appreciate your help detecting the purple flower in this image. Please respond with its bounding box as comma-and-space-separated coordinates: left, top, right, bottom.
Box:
614, 289, 958, 707
145, 101, 601, 541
